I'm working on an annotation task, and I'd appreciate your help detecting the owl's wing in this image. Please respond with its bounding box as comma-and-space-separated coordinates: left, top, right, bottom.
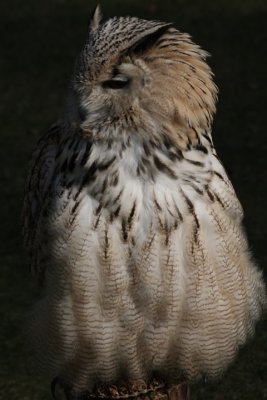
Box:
167, 140, 267, 378
22, 123, 62, 283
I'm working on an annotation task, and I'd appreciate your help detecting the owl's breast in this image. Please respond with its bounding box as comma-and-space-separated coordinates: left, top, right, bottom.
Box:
42, 138, 195, 385
37, 134, 265, 390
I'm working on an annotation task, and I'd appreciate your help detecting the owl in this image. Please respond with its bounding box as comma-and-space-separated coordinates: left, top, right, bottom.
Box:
23, 6, 266, 400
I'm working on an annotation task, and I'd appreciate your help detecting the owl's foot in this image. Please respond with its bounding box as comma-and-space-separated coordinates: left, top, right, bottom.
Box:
59, 378, 190, 400
167, 383, 190, 400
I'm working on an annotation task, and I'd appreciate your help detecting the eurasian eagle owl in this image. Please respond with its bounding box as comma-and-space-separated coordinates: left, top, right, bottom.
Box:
23, 6, 266, 400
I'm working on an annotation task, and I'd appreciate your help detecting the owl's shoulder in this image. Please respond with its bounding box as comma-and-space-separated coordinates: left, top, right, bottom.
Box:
22, 122, 65, 278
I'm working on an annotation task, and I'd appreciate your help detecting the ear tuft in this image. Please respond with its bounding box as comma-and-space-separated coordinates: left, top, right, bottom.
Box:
90, 4, 103, 32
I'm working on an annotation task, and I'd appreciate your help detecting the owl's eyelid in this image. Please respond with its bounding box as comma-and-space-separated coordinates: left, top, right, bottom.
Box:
102, 75, 131, 89
111, 73, 129, 82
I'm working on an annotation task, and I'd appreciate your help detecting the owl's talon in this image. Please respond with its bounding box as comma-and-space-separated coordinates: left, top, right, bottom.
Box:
51, 377, 60, 400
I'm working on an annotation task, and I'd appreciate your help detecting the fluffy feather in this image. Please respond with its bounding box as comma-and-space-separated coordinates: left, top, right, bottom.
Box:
23, 11, 266, 395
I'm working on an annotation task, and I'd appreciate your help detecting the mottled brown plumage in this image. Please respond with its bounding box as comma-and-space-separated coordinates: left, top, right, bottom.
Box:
23, 6, 266, 400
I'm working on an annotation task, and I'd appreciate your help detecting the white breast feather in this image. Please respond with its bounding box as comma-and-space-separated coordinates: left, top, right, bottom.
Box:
27, 135, 266, 392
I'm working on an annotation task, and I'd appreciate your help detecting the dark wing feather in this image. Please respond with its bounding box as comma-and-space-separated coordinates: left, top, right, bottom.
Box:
22, 123, 62, 284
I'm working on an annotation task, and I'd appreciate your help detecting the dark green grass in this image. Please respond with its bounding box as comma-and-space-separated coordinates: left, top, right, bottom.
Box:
0, 1, 266, 398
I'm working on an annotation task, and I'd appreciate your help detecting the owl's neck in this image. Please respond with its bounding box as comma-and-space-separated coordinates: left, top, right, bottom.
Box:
59, 120, 214, 191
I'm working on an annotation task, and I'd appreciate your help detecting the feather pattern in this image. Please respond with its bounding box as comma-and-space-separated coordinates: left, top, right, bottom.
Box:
23, 11, 266, 395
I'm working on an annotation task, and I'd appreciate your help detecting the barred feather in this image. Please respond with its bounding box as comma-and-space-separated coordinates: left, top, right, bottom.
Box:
23, 8, 266, 396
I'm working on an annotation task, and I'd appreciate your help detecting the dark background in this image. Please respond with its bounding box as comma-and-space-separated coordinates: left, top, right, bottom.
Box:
0, 0, 266, 398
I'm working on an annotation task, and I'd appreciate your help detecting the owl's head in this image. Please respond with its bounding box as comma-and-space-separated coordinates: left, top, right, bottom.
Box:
70, 6, 218, 148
